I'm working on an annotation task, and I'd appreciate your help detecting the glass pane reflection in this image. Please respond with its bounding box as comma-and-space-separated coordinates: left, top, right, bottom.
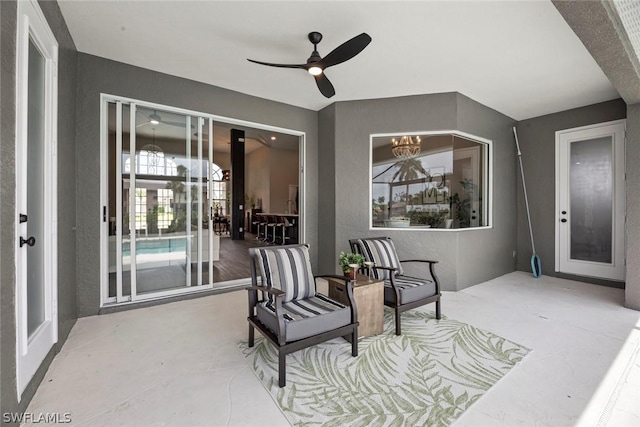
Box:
371, 133, 487, 229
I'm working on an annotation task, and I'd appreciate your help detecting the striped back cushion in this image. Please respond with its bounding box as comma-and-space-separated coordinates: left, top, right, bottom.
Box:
254, 246, 316, 303
353, 238, 403, 280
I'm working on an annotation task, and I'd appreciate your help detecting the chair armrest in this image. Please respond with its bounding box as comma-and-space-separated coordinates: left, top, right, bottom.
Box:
372, 265, 397, 271
247, 285, 285, 297
399, 259, 439, 264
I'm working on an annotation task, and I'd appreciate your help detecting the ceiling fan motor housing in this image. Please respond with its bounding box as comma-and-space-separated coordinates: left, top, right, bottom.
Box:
308, 31, 323, 45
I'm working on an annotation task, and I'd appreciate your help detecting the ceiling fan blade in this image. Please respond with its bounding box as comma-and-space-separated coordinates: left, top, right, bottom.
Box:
314, 73, 335, 98
136, 122, 150, 128
163, 120, 188, 128
320, 33, 371, 68
247, 59, 306, 69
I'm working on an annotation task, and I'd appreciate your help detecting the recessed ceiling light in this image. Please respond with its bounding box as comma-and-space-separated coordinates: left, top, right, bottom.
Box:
270, 136, 277, 141
149, 113, 161, 125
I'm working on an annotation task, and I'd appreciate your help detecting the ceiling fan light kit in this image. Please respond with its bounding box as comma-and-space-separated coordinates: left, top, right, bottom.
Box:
149, 112, 161, 125
247, 31, 372, 98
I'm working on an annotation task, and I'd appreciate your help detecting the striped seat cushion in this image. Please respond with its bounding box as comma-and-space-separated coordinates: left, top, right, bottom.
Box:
384, 275, 437, 305
254, 246, 316, 303
256, 295, 351, 342
353, 238, 403, 280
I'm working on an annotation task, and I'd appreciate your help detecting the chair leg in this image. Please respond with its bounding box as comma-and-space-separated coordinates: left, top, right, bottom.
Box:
395, 307, 402, 335
436, 299, 442, 320
351, 325, 358, 356
278, 351, 286, 387
248, 324, 255, 347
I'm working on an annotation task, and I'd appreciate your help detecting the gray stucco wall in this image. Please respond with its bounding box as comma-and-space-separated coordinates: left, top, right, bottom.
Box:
0, 0, 18, 414
626, 103, 640, 310
319, 92, 516, 291
514, 99, 627, 285
455, 93, 518, 288
1, 0, 78, 418
75, 54, 318, 316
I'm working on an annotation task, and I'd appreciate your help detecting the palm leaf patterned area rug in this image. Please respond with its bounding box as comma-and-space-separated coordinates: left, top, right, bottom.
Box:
238, 310, 530, 426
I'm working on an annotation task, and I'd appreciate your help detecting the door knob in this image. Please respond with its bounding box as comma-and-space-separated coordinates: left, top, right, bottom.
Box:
561, 210, 567, 215
20, 236, 36, 247
560, 219, 567, 223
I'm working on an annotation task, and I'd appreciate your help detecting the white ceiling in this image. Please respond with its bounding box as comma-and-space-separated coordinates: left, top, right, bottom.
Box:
58, 0, 620, 120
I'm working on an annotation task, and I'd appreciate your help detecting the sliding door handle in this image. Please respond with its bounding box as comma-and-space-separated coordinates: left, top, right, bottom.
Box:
20, 236, 36, 247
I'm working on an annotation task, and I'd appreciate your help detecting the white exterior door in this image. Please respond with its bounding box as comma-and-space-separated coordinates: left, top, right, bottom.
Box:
15, 0, 59, 398
556, 120, 625, 281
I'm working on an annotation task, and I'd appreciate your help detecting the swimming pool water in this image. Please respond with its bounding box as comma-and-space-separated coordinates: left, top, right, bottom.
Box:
122, 238, 187, 256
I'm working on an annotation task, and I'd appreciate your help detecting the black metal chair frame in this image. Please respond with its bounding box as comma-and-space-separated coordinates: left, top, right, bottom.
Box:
350, 237, 441, 335
247, 245, 359, 387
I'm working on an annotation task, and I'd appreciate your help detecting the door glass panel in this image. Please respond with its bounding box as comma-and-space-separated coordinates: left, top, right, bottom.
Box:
107, 105, 214, 300
133, 107, 189, 294
26, 38, 46, 337
570, 137, 613, 263
193, 118, 211, 285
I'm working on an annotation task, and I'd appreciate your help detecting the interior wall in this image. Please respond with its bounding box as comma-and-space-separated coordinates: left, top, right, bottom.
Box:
514, 99, 627, 285
213, 150, 230, 171
626, 103, 640, 309
269, 148, 299, 213
321, 92, 515, 291
246, 146, 270, 212
75, 53, 318, 316
0, 0, 78, 419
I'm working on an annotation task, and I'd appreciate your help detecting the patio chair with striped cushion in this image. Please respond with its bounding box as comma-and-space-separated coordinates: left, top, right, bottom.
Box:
247, 244, 359, 387
350, 237, 441, 335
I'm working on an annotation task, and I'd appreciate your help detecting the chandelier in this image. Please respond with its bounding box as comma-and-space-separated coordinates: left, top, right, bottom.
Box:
391, 135, 421, 159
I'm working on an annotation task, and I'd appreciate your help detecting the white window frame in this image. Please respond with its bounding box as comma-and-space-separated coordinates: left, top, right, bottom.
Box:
369, 130, 492, 231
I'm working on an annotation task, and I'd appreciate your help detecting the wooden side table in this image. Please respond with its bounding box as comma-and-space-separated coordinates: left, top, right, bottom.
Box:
328, 274, 384, 341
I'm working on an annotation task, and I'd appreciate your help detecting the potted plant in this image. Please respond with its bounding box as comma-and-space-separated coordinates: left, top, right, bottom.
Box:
339, 251, 365, 280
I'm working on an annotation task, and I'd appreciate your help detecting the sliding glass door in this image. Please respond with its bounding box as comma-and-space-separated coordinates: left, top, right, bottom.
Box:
105, 100, 214, 302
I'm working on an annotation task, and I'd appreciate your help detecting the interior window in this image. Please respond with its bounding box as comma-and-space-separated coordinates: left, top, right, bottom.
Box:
210, 163, 227, 216
370, 132, 490, 229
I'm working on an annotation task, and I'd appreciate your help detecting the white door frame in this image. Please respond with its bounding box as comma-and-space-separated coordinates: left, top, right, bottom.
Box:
555, 119, 626, 281
15, 0, 59, 399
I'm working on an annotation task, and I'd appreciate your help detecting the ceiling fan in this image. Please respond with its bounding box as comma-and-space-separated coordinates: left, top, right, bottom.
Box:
247, 31, 372, 98
137, 111, 187, 128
